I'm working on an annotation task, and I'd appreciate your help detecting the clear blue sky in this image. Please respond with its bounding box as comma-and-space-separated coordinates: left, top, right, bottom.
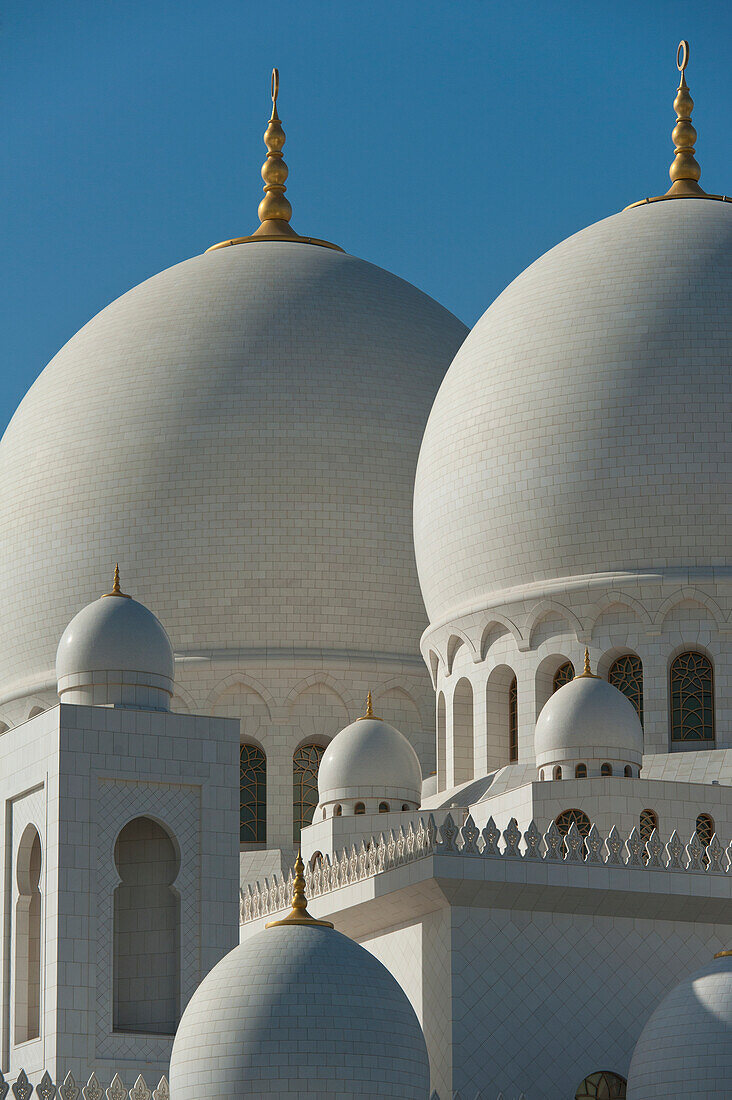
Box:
2, 0, 730, 431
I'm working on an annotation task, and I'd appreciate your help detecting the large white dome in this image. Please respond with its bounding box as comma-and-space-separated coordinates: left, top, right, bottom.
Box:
626, 950, 732, 1099
169, 920, 430, 1098
0, 241, 467, 705
414, 200, 732, 628
317, 713, 423, 809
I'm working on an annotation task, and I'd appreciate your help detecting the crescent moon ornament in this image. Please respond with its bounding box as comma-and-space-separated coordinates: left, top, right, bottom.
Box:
271, 67, 280, 109
676, 40, 689, 73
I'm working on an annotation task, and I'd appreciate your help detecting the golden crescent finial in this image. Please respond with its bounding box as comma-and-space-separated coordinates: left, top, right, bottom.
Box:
102, 563, 131, 599
625, 38, 730, 209
265, 851, 334, 929
271, 67, 280, 117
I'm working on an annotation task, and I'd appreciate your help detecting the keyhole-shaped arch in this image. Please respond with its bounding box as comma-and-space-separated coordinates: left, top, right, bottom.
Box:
113, 816, 180, 1035
15, 824, 42, 1044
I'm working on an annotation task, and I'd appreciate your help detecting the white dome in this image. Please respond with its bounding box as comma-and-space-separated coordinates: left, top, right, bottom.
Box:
534, 672, 643, 771
317, 714, 423, 808
56, 587, 174, 710
0, 242, 467, 705
169, 921, 430, 1099
414, 200, 732, 627
627, 951, 732, 1099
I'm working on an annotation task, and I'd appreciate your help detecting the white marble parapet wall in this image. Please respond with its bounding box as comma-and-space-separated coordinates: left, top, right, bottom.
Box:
240, 813, 732, 924
0, 1071, 169, 1099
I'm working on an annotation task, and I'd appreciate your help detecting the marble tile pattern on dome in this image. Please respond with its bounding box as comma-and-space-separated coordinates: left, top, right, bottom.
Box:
0, 44, 730, 1100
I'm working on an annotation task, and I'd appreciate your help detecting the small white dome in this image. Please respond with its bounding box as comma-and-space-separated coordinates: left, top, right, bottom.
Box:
169, 921, 430, 1098
627, 951, 732, 1099
56, 576, 174, 710
534, 669, 643, 773
317, 707, 422, 810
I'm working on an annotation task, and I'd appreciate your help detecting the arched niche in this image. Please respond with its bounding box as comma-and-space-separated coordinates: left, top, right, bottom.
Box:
113, 816, 180, 1035
535, 653, 574, 719
14, 824, 42, 1044
452, 678, 474, 786
485, 664, 517, 773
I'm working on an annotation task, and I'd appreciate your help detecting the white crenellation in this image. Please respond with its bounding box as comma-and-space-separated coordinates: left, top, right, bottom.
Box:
240, 813, 732, 923
0, 1075, 168, 1100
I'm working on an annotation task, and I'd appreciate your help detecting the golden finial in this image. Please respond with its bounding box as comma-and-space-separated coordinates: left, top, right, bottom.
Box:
357, 690, 381, 721
714, 950, 732, 959
625, 41, 730, 209
575, 648, 600, 679
102, 563, 131, 599
265, 851, 334, 929
207, 70, 343, 252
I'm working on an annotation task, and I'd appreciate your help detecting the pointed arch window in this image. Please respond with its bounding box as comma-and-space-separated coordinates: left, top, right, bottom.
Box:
553, 662, 574, 692
555, 808, 591, 838
240, 744, 267, 844
670, 652, 714, 742
640, 809, 658, 852
575, 1071, 626, 1099
293, 743, 325, 842
608, 653, 643, 726
508, 676, 518, 762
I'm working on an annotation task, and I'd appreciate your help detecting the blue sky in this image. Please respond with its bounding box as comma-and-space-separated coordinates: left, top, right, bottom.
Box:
2, 0, 730, 431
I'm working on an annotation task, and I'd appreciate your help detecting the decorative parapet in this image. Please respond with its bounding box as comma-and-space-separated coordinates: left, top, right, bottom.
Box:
430, 1090, 527, 1099
240, 813, 732, 924
0, 1071, 169, 1100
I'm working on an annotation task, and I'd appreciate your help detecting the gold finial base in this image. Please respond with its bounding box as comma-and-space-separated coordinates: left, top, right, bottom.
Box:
714, 950, 732, 959
206, 233, 344, 253
265, 852, 334, 930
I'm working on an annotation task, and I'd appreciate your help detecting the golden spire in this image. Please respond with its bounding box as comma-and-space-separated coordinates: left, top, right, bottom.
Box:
102, 563, 131, 599
575, 648, 599, 679
625, 41, 730, 209
665, 41, 704, 198
357, 690, 381, 721
207, 70, 343, 252
265, 852, 334, 929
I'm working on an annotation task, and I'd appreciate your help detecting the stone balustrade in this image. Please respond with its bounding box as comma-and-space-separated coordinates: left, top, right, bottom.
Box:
0, 1071, 168, 1100
240, 812, 732, 923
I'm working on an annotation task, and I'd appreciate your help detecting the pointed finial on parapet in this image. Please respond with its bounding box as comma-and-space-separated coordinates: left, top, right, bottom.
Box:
102, 563, 131, 599
265, 851, 334, 928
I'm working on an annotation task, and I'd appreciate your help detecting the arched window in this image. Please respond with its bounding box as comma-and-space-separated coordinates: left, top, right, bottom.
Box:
508, 676, 518, 763
293, 743, 325, 842
240, 744, 266, 844
401, 803, 410, 811
15, 825, 42, 1044
309, 852, 323, 871
553, 661, 574, 692
114, 817, 180, 1034
601, 763, 613, 777
575, 763, 587, 779
640, 808, 658, 845
556, 808, 591, 837
334, 804, 342, 817
452, 678, 474, 785
624, 765, 633, 777
354, 802, 365, 815
575, 1071, 627, 1099
379, 802, 390, 813
540, 770, 545, 781
437, 693, 446, 792
696, 813, 715, 848
608, 654, 643, 726
670, 652, 714, 742
553, 766, 562, 780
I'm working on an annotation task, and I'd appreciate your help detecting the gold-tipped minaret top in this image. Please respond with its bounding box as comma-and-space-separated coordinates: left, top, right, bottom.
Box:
207, 69, 343, 252
626, 41, 729, 209
357, 690, 381, 721
102, 564, 131, 600
265, 852, 334, 929
575, 648, 600, 680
